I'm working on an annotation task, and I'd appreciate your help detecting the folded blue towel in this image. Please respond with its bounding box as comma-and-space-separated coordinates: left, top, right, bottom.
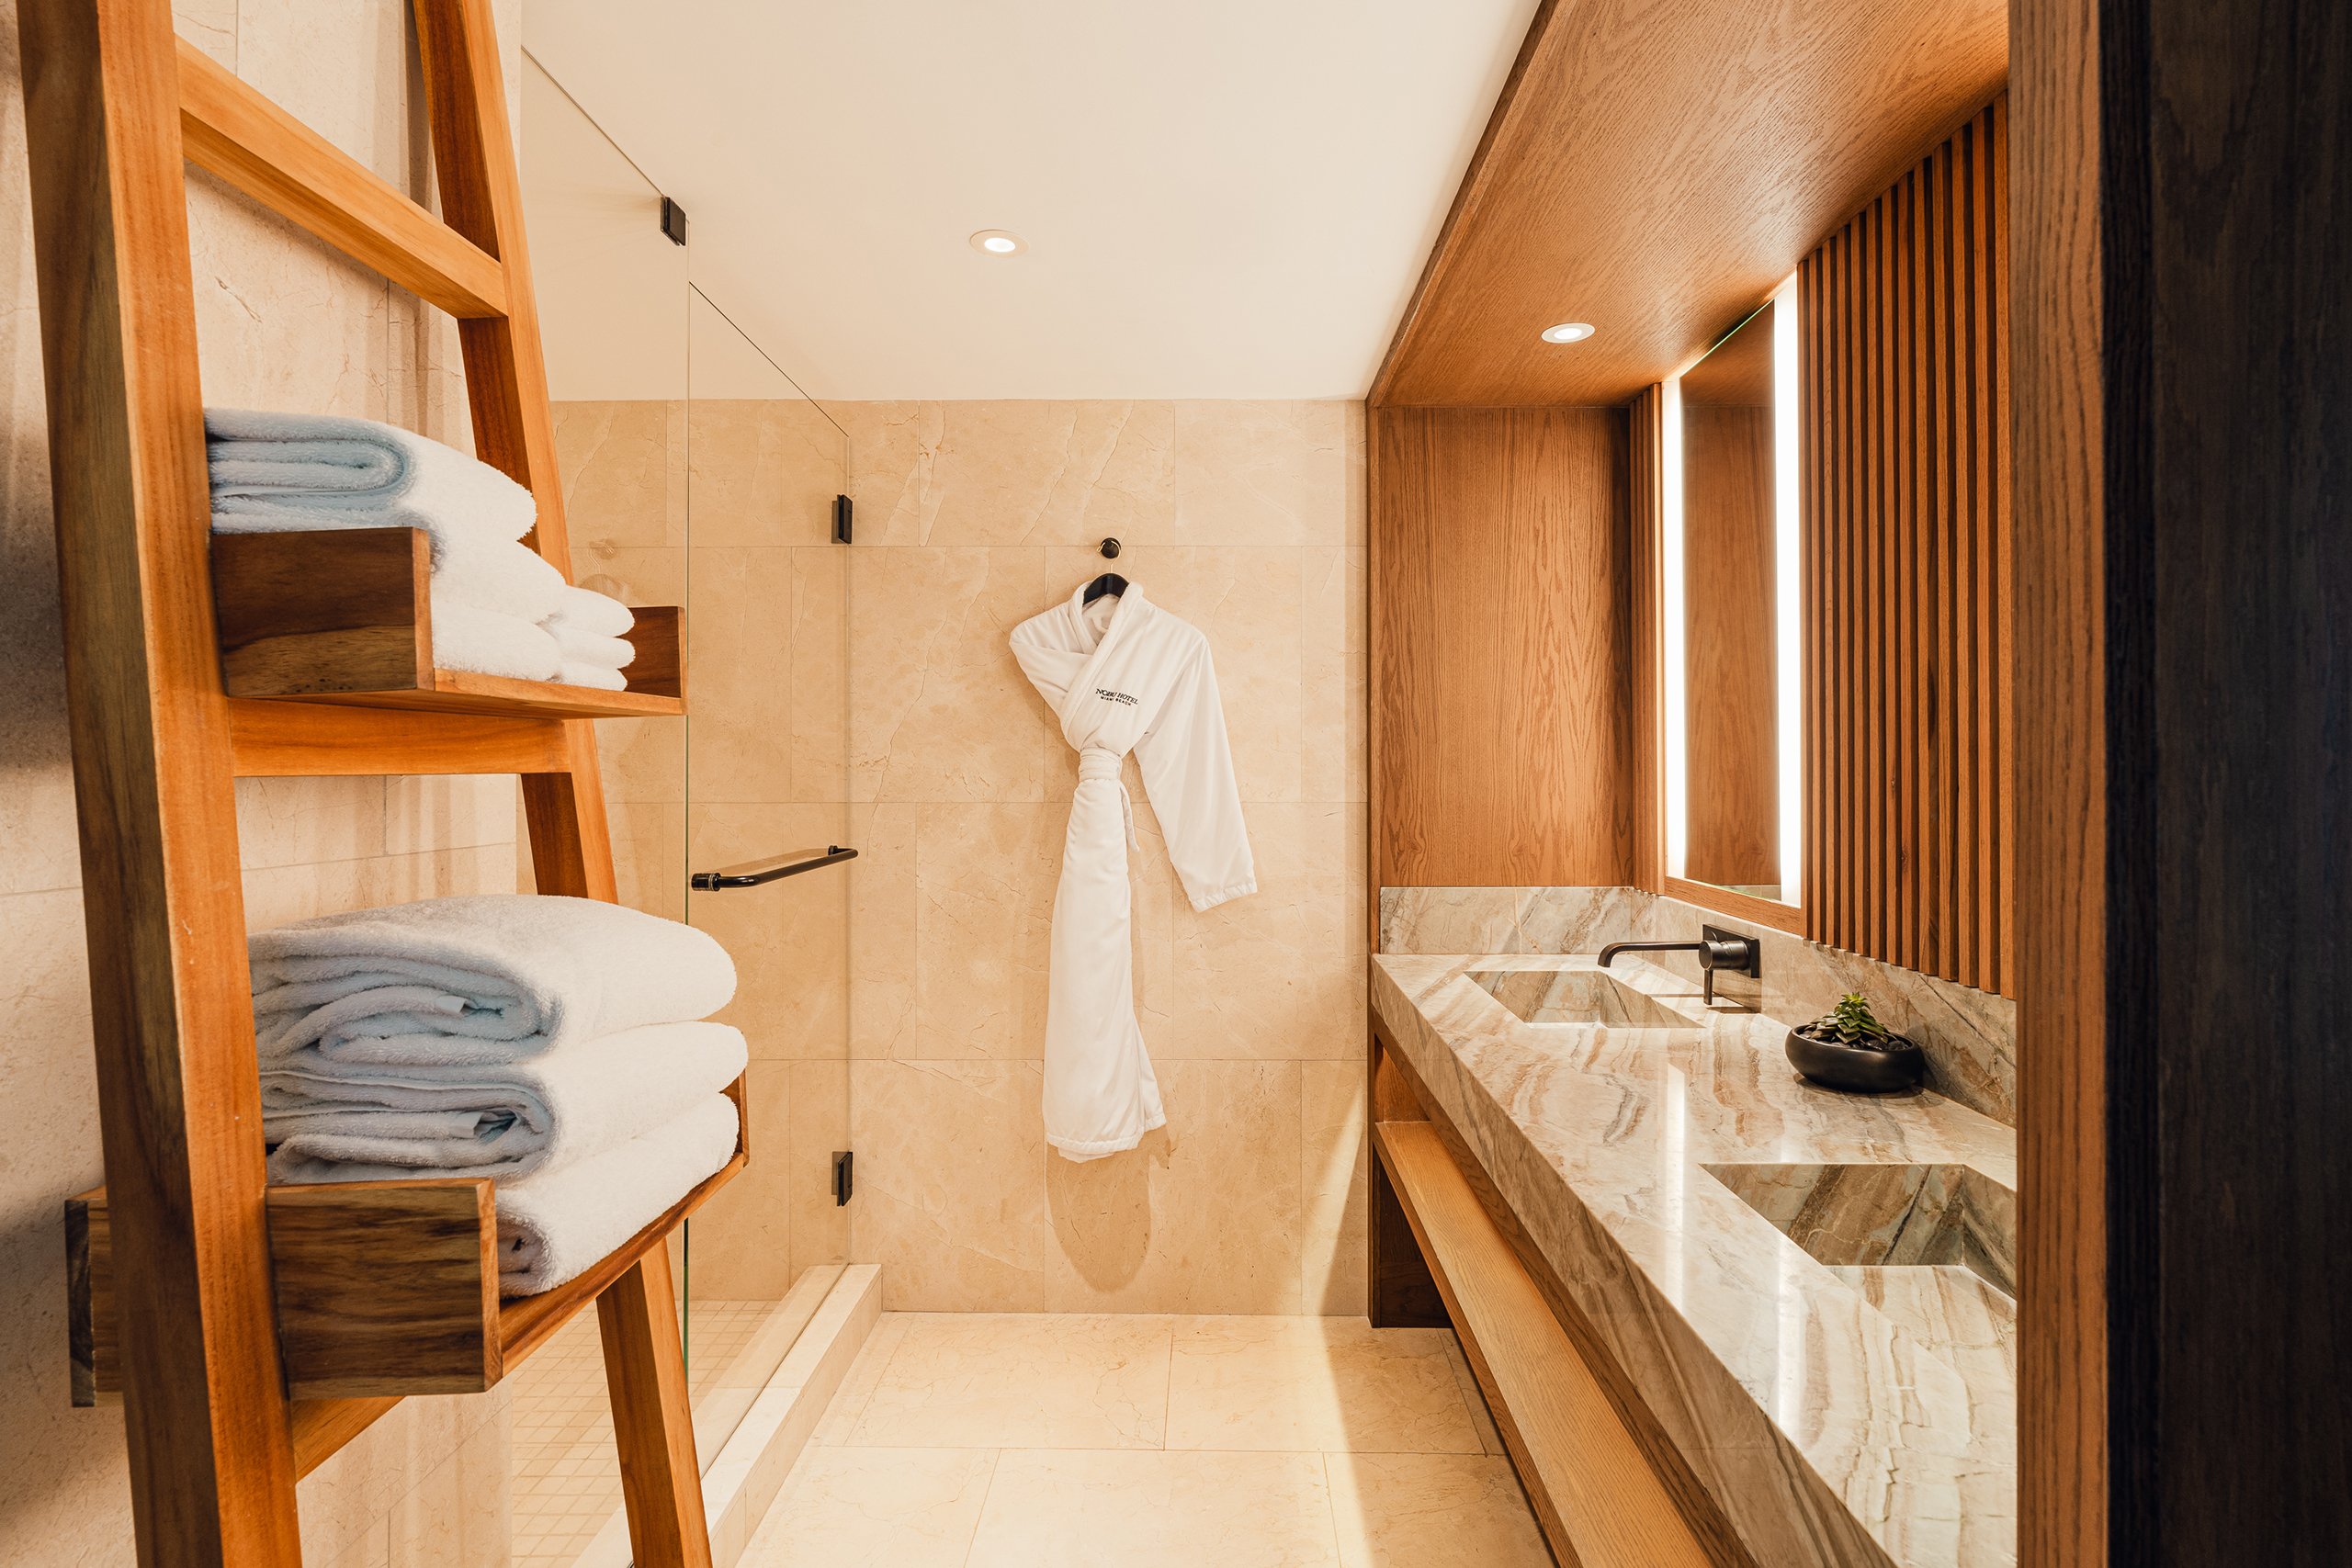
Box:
206, 408, 566, 624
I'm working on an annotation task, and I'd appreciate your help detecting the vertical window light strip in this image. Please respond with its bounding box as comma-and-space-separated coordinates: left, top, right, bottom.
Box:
1772, 278, 1805, 905
1661, 377, 1690, 879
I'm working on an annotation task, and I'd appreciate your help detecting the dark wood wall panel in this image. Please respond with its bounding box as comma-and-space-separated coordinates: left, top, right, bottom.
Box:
1801, 96, 2012, 997
1372, 407, 1633, 887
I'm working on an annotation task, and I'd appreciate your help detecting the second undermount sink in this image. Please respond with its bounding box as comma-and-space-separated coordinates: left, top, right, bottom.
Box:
1465, 968, 1692, 1027
1703, 1161, 2018, 1297
1705, 1161, 2020, 1384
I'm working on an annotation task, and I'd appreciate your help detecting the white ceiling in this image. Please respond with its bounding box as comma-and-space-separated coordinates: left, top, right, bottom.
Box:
521, 1, 1537, 400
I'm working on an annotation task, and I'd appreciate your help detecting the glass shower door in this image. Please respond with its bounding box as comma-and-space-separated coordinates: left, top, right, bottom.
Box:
516, 51, 690, 1568
675, 285, 854, 1464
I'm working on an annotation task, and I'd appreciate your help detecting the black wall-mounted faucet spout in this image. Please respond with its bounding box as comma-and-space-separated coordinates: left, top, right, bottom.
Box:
1596, 924, 1762, 1006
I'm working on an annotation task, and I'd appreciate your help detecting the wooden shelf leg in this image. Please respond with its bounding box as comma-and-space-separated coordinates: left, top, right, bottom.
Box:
596, 1244, 713, 1568
18, 0, 305, 1560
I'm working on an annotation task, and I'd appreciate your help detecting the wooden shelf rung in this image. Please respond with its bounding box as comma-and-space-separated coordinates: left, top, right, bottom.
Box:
176, 39, 508, 318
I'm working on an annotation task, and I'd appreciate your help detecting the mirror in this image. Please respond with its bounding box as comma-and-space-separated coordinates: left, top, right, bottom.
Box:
1666, 291, 1802, 908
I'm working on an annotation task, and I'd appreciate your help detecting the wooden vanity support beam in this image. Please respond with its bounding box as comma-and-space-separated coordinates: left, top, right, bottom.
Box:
1367, 1028, 1448, 1328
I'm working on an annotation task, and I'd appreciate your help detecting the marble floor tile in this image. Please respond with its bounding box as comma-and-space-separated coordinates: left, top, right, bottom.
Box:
741, 1446, 996, 1568
1439, 1334, 1506, 1456
965, 1450, 1340, 1568
1324, 1451, 1553, 1568
846, 1313, 1173, 1450
1163, 1316, 1483, 1455
809, 1314, 911, 1447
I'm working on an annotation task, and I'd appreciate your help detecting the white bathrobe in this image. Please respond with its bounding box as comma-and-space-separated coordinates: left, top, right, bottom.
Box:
1012, 583, 1255, 1159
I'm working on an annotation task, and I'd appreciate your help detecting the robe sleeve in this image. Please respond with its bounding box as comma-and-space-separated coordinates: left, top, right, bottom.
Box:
1135, 636, 1256, 911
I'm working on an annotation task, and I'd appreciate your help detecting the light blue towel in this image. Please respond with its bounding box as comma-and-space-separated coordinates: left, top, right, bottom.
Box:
206, 407, 566, 624
262, 1020, 749, 1184
206, 407, 536, 539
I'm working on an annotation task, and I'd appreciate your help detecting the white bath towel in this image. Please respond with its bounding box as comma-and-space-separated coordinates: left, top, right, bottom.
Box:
495, 1094, 741, 1296
434, 534, 571, 623
557, 662, 628, 692
547, 583, 635, 637
549, 626, 635, 671
261, 1021, 748, 1183
250, 895, 737, 1065
207, 407, 537, 543
430, 594, 564, 682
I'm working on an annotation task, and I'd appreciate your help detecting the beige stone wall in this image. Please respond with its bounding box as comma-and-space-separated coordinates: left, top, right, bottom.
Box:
0, 4, 520, 1563
839, 400, 1369, 1315
554, 398, 1370, 1318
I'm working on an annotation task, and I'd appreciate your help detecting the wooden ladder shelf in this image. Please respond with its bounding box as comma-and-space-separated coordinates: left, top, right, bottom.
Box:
18, 1, 738, 1562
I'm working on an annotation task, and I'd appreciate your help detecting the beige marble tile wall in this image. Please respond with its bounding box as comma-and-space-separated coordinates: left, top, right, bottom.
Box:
839, 400, 1370, 1315
0, 4, 521, 1563
1378, 886, 2018, 1123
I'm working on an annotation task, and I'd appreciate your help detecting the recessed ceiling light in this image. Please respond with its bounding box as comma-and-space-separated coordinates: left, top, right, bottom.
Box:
1541, 321, 1595, 344
970, 230, 1025, 256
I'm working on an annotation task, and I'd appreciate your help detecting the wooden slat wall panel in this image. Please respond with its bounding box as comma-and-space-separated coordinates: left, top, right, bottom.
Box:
1800, 96, 2013, 998
1372, 407, 1634, 888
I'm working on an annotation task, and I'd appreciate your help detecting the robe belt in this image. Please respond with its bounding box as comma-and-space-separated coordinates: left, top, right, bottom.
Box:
1077, 746, 1141, 852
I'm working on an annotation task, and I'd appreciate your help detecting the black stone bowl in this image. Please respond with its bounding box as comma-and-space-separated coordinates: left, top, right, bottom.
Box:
1784, 1022, 1928, 1093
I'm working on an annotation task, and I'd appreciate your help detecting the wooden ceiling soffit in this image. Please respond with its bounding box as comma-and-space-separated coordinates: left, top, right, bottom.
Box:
1371, 0, 2006, 408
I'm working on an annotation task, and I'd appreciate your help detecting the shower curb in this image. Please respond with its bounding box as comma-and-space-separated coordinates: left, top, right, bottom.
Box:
571, 1263, 883, 1568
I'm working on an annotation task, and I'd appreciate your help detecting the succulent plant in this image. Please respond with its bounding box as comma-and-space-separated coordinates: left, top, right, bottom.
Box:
1820, 991, 1894, 1047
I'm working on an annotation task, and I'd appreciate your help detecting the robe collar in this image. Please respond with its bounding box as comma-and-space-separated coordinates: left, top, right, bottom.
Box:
1062, 581, 1149, 729
1067, 578, 1146, 656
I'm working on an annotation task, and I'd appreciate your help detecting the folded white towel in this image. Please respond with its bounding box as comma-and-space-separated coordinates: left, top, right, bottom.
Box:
547, 583, 635, 637
207, 408, 537, 544
495, 1094, 741, 1296
558, 661, 629, 692
435, 535, 570, 623
250, 894, 737, 1065
550, 626, 635, 671
430, 594, 564, 682
261, 1021, 748, 1183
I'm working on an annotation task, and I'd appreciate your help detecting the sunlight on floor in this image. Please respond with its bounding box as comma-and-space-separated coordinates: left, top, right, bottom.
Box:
741, 1313, 1550, 1568
506, 1299, 780, 1568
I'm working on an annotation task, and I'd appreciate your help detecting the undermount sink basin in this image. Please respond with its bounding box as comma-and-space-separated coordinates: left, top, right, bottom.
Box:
1702, 1161, 2017, 1296
1705, 1162, 2019, 1380
1465, 968, 1691, 1027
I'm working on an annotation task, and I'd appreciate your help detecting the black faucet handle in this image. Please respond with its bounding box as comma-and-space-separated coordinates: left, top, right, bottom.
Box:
1697, 925, 1762, 1007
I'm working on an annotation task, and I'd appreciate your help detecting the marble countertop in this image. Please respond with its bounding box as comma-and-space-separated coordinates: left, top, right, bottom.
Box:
1371, 953, 2016, 1568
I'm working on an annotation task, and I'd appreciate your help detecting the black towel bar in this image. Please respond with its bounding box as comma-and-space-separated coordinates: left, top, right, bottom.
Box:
688, 845, 858, 891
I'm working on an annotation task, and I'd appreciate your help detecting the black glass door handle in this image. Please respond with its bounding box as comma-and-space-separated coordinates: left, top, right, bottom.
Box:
688, 845, 858, 891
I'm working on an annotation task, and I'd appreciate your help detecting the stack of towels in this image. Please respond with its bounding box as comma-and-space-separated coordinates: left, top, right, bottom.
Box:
206, 409, 638, 690
251, 895, 743, 1297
